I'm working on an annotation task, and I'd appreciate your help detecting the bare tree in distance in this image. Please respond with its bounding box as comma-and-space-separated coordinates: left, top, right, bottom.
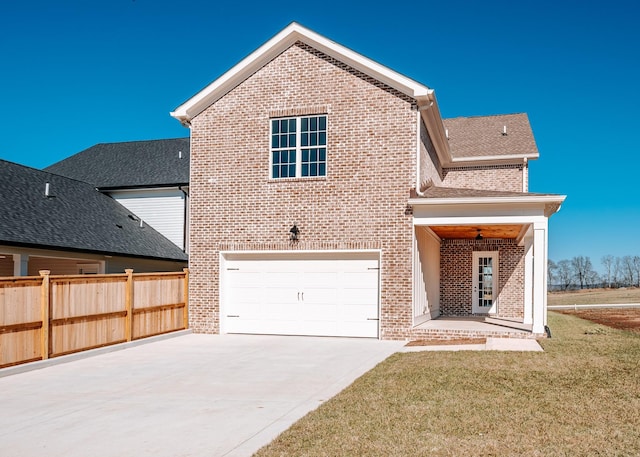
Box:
553, 254, 639, 289
622, 256, 635, 287
548, 259, 557, 285
571, 256, 596, 289
556, 260, 573, 291
601, 255, 614, 288
613, 257, 623, 287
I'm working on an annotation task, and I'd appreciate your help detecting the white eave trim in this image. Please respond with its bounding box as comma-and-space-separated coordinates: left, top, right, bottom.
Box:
408, 195, 566, 207
447, 153, 539, 167
170, 22, 432, 124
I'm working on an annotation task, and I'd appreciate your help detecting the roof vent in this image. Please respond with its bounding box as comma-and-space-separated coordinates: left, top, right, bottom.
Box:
178, 150, 183, 159
502, 125, 507, 136
44, 182, 50, 197
445, 128, 449, 140
139, 219, 144, 228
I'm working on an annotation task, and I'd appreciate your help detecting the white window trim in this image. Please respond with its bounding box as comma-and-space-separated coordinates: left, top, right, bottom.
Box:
269, 115, 327, 180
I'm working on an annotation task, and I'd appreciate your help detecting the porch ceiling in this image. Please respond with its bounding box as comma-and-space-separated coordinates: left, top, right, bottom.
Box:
429, 224, 524, 240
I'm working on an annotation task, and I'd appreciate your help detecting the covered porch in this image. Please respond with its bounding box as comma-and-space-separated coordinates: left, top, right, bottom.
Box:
409, 190, 565, 339
412, 316, 535, 341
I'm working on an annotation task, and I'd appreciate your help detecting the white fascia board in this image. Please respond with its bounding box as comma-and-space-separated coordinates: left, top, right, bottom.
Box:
413, 214, 549, 226
408, 195, 565, 207
448, 153, 539, 167
106, 186, 181, 194
170, 22, 432, 124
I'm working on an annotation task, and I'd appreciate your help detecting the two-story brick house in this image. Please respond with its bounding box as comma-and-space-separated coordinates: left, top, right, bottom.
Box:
171, 23, 565, 340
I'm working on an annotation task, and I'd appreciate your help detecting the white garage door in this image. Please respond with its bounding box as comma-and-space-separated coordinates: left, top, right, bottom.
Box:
223, 254, 379, 338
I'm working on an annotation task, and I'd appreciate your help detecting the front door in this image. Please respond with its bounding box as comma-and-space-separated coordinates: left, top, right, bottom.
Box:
472, 251, 498, 314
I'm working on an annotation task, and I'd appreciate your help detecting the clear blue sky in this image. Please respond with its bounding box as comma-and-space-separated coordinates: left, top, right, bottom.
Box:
1, 0, 638, 271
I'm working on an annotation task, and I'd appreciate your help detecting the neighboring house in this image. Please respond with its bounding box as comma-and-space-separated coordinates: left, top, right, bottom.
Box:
170, 22, 565, 340
45, 138, 190, 251
0, 160, 187, 276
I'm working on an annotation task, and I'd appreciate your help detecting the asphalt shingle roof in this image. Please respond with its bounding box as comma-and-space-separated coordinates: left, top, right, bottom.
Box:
443, 113, 538, 159
415, 186, 556, 199
0, 160, 188, 261
44, 138, 190, 189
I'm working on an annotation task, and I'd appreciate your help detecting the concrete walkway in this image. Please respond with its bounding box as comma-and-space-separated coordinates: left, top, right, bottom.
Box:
0, 334, 403, 457
402, 337, 543, 352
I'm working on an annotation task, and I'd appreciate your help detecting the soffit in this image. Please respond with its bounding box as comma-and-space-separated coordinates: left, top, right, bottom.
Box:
429, 225, 523, 240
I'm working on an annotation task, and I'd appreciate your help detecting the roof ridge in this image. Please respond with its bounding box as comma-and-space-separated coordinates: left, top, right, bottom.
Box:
91, 137, 190, 147
1, 158, 99, 186
443, 112, 527, 121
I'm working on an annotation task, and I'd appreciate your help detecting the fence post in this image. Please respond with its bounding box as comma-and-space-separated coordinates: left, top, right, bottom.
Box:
125, 269, 134, 341
183, 268, 189, 330
39, 270, 51, 360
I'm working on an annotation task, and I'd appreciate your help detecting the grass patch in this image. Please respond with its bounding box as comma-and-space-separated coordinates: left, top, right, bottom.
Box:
255, 312, 640, 456
548, 287, 640, 306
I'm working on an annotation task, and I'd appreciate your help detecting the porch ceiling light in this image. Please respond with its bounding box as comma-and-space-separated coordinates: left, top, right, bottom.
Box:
475, 229, 483, 240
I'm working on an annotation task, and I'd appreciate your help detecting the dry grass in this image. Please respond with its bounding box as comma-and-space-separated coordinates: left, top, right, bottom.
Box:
254, 313, 640, 457
548, 287, 640, 306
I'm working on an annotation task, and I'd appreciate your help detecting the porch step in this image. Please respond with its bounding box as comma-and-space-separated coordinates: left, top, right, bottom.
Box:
484, 317, 532, 332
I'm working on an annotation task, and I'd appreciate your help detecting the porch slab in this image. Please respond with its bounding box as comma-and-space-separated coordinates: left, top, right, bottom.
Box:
415, 317, 530, 333
403, 337, 543, 352
411, 317, 541, 341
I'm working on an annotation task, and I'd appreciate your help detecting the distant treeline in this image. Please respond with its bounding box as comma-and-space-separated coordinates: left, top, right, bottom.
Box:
549, 255, 640, 290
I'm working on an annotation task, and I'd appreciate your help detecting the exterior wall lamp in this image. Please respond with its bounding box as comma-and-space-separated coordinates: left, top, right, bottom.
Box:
289, 225, 300, 243
475, 229, 483, 240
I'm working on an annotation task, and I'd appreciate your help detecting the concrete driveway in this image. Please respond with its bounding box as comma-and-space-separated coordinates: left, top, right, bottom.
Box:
0, 333, 403, 457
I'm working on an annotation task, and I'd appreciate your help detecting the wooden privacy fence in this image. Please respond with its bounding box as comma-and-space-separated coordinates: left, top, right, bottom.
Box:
0, 268, 189, 368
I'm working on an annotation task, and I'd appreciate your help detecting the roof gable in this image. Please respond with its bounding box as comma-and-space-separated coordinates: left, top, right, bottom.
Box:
45, 138, 190, 189
170, 22, 433, 125
0, 160, 187, 261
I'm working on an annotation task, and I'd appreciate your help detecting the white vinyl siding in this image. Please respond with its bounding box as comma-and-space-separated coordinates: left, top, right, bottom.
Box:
27, 257, 105, 276
109, 189, 186, 250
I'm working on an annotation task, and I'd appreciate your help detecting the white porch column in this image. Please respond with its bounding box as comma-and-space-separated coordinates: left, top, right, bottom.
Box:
13, 254, 28, 276
532, 221, 548, 334
523, 230, 534, 325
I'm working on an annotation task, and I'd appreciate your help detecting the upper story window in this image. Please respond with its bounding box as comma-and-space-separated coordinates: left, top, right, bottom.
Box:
271, 115, 327, 179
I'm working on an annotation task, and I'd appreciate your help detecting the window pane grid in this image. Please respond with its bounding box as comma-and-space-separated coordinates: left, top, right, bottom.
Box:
271, 115, 327, 179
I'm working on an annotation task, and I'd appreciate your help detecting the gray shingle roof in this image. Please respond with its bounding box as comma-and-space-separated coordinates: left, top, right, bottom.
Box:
415, 186, 556, 199
443, 113, 538, 159
0, 160, 188, 261
44, 138, 190, 189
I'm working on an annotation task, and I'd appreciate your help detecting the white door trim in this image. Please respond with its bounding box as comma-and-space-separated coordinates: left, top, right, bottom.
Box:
472, 251, 498, 314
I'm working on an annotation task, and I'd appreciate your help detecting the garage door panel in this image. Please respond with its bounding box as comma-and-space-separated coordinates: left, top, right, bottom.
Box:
302, 271, 338, 286
224, 254, 379, 338
301, 288, 338, 305
341, 287, 379, 305
227, 271, 262, 288
264, 287, 299, 304
341, 270, 378, 285
337, 305, 378, 323
264, 270, 298, 287
303, 304, 338, 320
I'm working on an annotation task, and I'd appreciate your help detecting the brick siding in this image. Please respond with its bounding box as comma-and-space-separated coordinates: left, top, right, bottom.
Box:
187, 40, 531, 339
188, 42, 416, 337
442, 164, 525, 192
440, 239, 524, 319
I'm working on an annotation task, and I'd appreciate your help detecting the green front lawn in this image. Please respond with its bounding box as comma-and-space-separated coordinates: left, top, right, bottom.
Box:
255, 313, 640, 456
